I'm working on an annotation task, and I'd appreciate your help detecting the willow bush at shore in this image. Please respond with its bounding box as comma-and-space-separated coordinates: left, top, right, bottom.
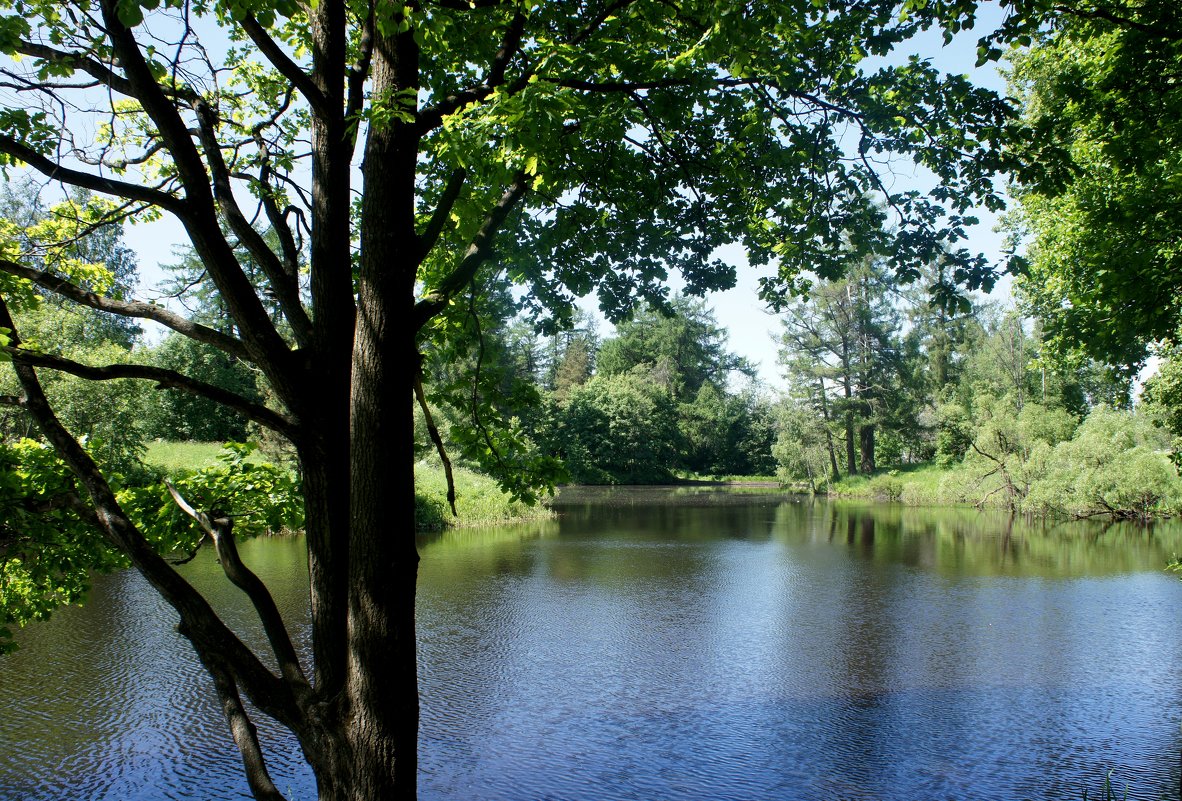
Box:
822, 405, 1182, 521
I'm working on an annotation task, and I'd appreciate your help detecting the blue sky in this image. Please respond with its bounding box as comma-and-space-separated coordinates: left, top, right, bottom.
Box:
591, 4, 1014, 391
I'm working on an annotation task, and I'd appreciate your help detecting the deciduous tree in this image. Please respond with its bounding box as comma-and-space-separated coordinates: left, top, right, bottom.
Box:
0, 0, 1021, 797
1007, 0, 1182, 369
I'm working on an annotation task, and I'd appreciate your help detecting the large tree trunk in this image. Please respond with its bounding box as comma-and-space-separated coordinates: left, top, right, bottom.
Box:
816, 379, 841, 482
321, 13, 423, 799
859, 424, 876, 474
841, 341, 857, 476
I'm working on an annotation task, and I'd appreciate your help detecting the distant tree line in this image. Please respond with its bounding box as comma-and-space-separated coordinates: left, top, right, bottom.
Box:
418, 290, 778, 484
4, 177, 1180, 523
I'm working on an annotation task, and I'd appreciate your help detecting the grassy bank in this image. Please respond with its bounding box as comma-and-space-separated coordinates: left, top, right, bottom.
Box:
144, 440, 235, 472
827, 462, 953, 505
145, 442, 551, 531
414, 463, 554, 530
825, 453, 1182, 523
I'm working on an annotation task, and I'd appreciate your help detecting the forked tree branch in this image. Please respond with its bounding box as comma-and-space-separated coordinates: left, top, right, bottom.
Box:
255, 153, 301, 276
98, 0, 294, 372
0, 259, 251, 360
165, 480, 309, 691
193, 101, 314, 347
0, 293, 304, 731
14, 40, 200, 102
15, 41, 136, 96
2, 347, 298, 440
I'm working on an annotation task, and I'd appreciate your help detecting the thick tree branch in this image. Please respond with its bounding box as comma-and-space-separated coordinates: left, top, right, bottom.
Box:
0, 293, 304, 732
202, 654, 289, 801
417, 167, 466, 262
3, 347, 297, 440
0, 259, 250, 360
346, 3, 375, 131
0, 134, 186, 214
239, 15, 331, 118
416, 12, 529, 132
166, 481, 309, 692
412, 172, 529, 331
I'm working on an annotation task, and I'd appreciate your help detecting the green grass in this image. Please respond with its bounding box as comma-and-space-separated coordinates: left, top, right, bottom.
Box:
827, 461, 956, 505
143, 440, 233, 473
415, 463, 554, 531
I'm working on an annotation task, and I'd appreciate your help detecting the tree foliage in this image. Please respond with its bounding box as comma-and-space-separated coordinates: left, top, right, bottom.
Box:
0, 0, 1031, 796
561, 367, 682, 484
1008, 0, 1182, 369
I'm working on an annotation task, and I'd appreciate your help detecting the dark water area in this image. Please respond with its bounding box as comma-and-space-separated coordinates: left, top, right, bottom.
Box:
3, 488, 1182, 800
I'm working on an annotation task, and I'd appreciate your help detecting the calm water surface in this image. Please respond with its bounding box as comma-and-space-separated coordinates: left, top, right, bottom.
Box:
3, 488, 1182, 800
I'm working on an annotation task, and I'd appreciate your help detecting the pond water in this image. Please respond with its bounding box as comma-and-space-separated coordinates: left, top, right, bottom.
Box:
3, 487, 1182, 800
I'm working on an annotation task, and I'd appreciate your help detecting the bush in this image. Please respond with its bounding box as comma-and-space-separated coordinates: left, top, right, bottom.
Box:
560, 368, 681, 484
868, 471, 904, 501
1025, 407, 1182, 520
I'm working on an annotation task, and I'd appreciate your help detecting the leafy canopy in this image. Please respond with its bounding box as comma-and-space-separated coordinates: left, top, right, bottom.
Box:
1007, 0, 1182, 370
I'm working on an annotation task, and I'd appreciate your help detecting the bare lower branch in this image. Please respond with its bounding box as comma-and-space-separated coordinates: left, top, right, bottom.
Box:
3, 347, 297, 440
413, 371, 456, 516
0, 134, 186, 214
169, 533, 208, 566
0, 259, 250, 360
200, 653, 290, 801
166, 481, 309, 691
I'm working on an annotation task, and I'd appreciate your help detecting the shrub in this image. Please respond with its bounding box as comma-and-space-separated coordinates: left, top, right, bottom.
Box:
560, 368, 681, 484
1025, 407, 1182, 520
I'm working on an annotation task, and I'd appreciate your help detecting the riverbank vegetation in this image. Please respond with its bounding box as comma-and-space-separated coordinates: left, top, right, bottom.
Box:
409, 264, 1182, 524
0, 0, 1179, 795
